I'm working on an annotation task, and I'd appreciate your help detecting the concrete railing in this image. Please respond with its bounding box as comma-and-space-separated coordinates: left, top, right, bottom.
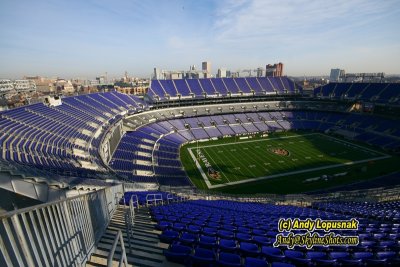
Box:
0, 184, 123, 266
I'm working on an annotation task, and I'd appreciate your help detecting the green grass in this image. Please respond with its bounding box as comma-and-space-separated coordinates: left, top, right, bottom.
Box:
180, 131, 399, 194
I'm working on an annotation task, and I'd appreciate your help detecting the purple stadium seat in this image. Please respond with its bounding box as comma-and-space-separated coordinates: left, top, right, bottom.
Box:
239, 242, 260, 257
217, 252, 242, 267
244, 257, 268, 267
164, 243, 192, 264
219, 239, 237, 252
190, 247, 215, 267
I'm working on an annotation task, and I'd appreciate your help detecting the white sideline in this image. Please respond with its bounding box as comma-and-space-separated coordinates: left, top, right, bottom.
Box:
188, 148, 213, 188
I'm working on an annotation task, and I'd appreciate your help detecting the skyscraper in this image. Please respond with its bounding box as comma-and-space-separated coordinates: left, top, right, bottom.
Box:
265, 63, 284, 77
217, 68, 227, 78
153, 68, 162, 80
202, 61, 211, 78
330, 68, 345, 82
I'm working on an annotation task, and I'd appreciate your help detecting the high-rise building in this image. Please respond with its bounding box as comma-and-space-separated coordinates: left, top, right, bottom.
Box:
265, 63, 284, 77
153, 68, 162, 80
202, 61, 211, 78
329, 68, 345, 82
217, 68, 227, 78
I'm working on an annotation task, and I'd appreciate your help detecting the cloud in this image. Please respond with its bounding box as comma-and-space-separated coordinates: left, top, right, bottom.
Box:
1, 0, 399, 77
213, 0, 400, 44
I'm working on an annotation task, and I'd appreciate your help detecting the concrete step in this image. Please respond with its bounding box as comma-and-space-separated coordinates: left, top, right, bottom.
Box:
91, 252, 182, 267
93, 248, 162, 267
112, 213, 155, 223
86, 261, 105, 267
109, 219, 156, 228
86, 206, 183, 267
107, 223, 160, 235
103, 231, 159, 245
86, 251, 133, 267
105, 229, 159, 242
98, 235, 164, 255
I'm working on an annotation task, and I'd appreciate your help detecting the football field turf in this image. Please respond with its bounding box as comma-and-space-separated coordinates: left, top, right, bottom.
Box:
180, 132, 396, 194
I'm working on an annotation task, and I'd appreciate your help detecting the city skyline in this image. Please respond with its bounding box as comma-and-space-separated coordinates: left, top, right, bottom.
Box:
1, 0, 400, 79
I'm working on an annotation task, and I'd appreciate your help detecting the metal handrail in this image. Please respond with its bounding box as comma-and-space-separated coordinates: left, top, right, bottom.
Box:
0, 184, 123, 266
128, 195, 136, 227
124, 194, 136, 253
146, 193, 163, 206
107, 230, 128, 267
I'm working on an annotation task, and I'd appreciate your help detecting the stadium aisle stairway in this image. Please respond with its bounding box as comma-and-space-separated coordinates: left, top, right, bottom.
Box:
86, 206, 181, 267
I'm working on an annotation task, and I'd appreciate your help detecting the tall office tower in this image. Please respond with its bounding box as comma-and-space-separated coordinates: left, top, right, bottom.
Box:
153, 68, 162, 80
265, 62, 284, 77
329, 68, 345, 82
217, 68, 227, 78
202, 61, 211, 78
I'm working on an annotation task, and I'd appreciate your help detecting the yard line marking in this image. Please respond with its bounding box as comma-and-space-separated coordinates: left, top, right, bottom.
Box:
317, 133, 388, 157
207, 155, 391, 189
187, 148, 212, 188
186, 133, 391, 189
209, 146, 252, 180
202, 148, 232, 183
196, 133, 318, 149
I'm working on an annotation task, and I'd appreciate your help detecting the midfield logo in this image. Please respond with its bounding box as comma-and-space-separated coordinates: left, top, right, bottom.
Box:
270, 148, 290, 156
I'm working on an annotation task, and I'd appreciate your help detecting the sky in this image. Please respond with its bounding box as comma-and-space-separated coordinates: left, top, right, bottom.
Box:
0, 0, 399, 79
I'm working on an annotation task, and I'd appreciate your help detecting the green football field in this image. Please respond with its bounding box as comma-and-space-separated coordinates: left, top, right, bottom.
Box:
180, 132, 398, 194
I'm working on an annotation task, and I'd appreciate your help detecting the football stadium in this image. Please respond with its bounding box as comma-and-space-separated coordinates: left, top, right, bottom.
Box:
1, 77, 400, 266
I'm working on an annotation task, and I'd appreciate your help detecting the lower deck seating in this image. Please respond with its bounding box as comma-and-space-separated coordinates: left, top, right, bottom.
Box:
110, 110, 400, 185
